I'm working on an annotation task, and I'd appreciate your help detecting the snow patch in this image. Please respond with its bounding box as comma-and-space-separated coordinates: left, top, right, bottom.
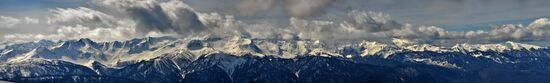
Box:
410, 58, 461, 69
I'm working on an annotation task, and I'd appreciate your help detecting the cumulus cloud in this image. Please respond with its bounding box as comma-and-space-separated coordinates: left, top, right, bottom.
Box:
485, 18, 550, 41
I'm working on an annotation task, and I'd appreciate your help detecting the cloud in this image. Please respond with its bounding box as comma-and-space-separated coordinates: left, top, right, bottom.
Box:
23, 17, 39, 24
187, 0, 338, 17
0, 16, 40, 28
95, 0, 207, 35
284, 0, 336, 17
2, 0, 201, 42
390, 18, 550, 42
237, 0, 274, 16
4, 0, 550, 45
271, 10, 550, 43
237, 0, 337, 17
0, 16, 20, 28
48, 7, 116, 28
4, 6, 169, 42
197, 9, 550, 43
197, 11, 403, 40
485, 18, 550, 41
3, 23, 171, 42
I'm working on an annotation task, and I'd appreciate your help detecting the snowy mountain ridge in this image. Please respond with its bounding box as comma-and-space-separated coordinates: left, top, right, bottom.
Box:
1, 36, 550, 83
0, 36, 545, 67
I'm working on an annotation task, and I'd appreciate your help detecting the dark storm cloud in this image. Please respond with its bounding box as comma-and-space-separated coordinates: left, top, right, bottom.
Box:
96, 0, 206, 35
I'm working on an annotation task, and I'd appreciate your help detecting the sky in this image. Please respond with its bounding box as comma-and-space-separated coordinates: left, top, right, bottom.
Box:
1, 0, 550, 45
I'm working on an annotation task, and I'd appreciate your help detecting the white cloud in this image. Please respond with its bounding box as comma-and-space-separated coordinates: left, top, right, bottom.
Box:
3, 23, 169, 42
0, 16, 41, 29
0, 16, 21, 28
23, 17, 39, 24
48, 7, 116, 27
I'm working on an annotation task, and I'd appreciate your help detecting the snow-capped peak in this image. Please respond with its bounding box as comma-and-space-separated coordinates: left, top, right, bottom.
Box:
451, 41, 544, 52
359, 41, 388, 56
390, 38, 450, 53
392, 38, 416, 47
504, 41, 544, 50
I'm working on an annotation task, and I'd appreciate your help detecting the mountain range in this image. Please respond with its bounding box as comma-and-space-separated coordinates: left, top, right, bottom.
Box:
1, 36, 549, 83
